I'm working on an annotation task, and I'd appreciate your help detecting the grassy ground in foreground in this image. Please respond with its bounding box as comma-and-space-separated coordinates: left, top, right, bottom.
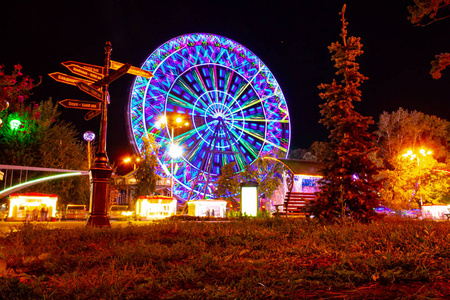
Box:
0, 217, 449, 299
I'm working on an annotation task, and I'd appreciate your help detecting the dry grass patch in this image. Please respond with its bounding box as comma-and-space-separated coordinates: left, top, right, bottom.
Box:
0, 217, 449, 299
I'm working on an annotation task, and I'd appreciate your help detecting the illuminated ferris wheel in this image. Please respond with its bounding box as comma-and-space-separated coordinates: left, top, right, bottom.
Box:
128, 33, 291, 200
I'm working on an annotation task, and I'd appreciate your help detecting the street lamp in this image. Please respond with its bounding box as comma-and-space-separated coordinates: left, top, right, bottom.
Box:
123, 155, 141, 170
169, 143, 183, 197
83, 131, 96, 169
402, 148, 433, 207
402, 148, 432, 166
155, 115, 188, 197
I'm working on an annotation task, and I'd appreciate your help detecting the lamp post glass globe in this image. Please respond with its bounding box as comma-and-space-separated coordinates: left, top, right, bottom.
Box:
83, 131, 96, 142
83, 131, 96, 169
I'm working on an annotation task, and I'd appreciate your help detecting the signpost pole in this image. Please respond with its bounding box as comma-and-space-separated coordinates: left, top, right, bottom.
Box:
49, 41, 152, 228
85, 41, 113, 228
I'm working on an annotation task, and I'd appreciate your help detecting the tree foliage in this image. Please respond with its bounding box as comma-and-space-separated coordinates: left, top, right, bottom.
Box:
134, 134, 161, 198
376, 108, 450, 208
240, 157, 284, 200
430, 52, 450, 79
380, 153, 450, 209
407, 0, 450, 79
0, 64, 39, 114
376, 108, 450, 165
314, 5, 383, 222
213, 156, 284, 208
408, 0, 450, 26
0, 65, 89, 207
214, 162, 240, 200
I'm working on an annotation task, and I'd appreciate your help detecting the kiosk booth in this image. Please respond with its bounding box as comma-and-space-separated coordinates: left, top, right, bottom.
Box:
187, 199, 227, 218
8, 193, 57, 221
136, 195, 177, 220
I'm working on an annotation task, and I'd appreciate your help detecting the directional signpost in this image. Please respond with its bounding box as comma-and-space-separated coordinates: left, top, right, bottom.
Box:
76, 82, 104, 101
59, 99, 102, 110
111, 60, 153, 78
49, 41, 153, 228
48, 72, 95, 86
62, 64, 104, 81
62, 61, 104, 75
91, 63, 131, 89
84, 110, 102, 121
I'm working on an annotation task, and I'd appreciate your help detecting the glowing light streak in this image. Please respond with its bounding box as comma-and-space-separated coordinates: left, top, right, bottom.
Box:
0, 172, 85, 198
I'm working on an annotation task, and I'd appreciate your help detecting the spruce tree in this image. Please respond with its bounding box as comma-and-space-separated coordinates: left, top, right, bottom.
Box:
314, 5, 383, 222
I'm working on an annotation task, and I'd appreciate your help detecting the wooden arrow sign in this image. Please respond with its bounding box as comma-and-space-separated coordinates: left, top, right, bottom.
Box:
76, 82, 104, 101
111, 60, 153, 78
59, 99, 102, 110
62, 61, 104, 75
85, 110, 102, 121
62, 64, 104, 81
49, 72, 95, 86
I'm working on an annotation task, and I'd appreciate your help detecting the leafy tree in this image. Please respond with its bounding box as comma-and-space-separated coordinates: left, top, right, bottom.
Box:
407, 0, 450, 79
314, 5, 383, 222
1, 65, 89, 207
213, 162, 240, 210
240, 157, 284, 200
376, 108, 450, 208
381, 152, 450, 209
408, 0, 450, 26
430, 53, 450, 79
214, 162, 240, 199
1, 99, 90, 207
134, 134, 161, 198
376, 108, 450, 165
0, 64, 39, 114
289, 148, 308, 159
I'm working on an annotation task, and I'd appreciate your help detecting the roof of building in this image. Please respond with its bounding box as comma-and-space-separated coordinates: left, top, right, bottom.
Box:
263, 158, 324, 176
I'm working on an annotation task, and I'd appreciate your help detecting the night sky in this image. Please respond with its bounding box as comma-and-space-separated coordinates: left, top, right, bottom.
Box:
2, 0, 449, 165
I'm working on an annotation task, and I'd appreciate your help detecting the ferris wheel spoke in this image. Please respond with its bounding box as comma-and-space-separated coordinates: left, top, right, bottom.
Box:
230, 91, 282, 115
231, 69, 261, 105
193, 66, 216, 105
182, 125, 213, 160
227, 128, 259, 158
222, 69, 234, 100
173, 127, 199, 145
174, 77, 205, 101
228, 143, 250, 170
167, 94, 206, 114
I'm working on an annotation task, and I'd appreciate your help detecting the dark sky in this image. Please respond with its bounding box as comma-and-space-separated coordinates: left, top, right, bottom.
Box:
2, 0, 449, 164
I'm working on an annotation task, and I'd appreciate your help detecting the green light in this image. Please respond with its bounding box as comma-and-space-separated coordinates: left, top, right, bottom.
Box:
10, 119, 21, 130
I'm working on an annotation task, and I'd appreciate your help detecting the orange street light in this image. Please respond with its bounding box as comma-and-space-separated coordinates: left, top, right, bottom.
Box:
402, 148, 433, 207
123, 155, 140, 170
402, 148, 432, 166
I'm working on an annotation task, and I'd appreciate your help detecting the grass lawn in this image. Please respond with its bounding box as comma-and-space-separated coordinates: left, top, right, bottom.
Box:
0, 217, 449, 299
